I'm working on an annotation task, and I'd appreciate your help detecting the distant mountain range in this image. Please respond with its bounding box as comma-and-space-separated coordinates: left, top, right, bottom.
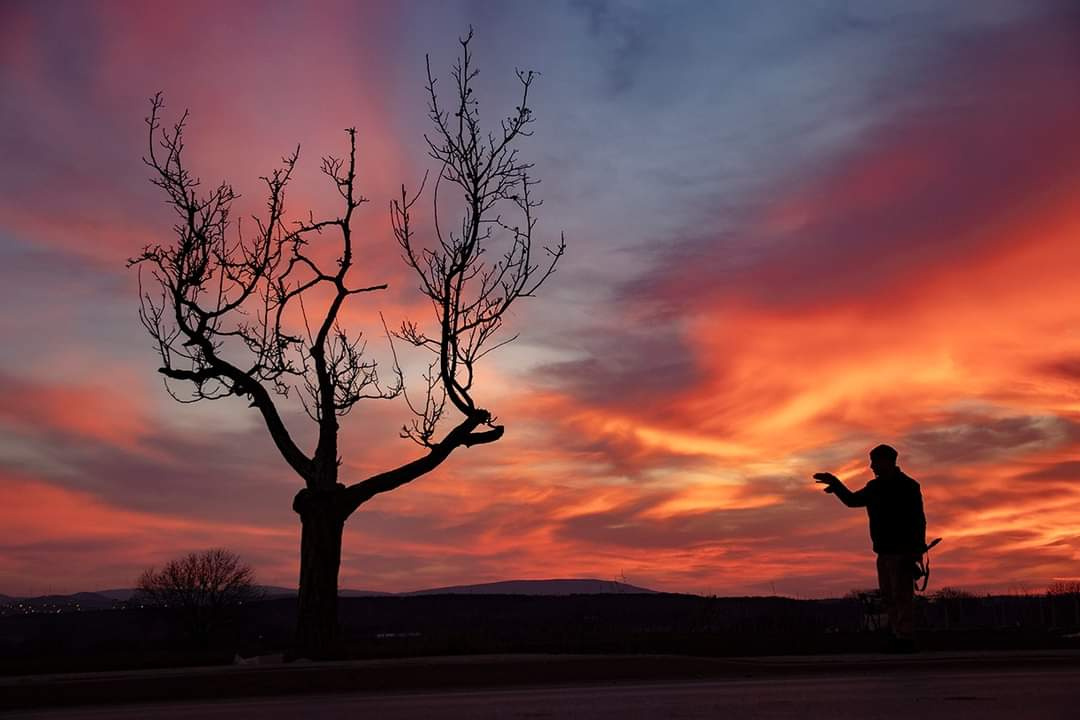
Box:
403, 579, 656, 595
1, 591, 131, 612
1, 579, 656, 610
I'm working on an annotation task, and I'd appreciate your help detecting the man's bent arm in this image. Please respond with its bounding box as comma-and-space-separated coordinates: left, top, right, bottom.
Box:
832, 482, 869, 508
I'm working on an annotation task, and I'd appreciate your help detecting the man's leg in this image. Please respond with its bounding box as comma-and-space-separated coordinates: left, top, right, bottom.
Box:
891, 554, 916, 640
875, 554, 897, 633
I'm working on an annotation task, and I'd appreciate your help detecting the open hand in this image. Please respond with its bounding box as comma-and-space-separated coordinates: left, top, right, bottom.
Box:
813, 472, 840, 493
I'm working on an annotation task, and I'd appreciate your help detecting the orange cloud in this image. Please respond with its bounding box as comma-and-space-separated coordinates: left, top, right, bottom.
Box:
0, 472, 293, 595
0, 373, 151, 452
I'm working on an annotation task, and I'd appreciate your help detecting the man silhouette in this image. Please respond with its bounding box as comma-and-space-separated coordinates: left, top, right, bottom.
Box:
814, 444, 926, 652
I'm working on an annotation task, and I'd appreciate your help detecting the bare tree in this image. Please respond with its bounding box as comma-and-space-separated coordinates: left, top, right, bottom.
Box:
1047, 581, 1080, 596
1047, 581, 1080, 628
135, 549, 262, 644
130, 30, 564, 658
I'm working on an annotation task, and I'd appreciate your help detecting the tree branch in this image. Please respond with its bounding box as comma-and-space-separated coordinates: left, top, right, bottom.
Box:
342, 411, 503, 515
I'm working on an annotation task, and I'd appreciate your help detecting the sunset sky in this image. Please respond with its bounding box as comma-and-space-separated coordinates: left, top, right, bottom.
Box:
1, 0, 1078, 598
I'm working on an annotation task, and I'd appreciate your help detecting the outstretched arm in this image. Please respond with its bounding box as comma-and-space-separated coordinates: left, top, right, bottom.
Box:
813, 472, 869, 508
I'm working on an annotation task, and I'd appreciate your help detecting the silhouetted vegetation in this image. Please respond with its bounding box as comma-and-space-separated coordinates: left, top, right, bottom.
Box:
134, 549, 262, 646
128, 28, 564, 659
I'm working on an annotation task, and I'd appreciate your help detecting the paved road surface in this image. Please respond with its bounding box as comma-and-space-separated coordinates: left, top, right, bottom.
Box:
5, 666, 1077, 719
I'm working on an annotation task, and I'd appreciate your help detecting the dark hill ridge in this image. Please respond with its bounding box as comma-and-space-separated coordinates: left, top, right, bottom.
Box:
260, 586, 391, 598
1, 579, 656, 608
406, 579, 656, 595
0, 592, 121, 613
95, 589, 137, 601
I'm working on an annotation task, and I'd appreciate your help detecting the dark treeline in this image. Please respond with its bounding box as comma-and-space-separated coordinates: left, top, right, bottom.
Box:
3, 592, 1079, 675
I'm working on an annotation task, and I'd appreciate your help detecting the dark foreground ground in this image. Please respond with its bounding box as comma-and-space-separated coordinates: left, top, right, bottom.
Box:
3, 652, 1079, 718
4, 592, 1079, 676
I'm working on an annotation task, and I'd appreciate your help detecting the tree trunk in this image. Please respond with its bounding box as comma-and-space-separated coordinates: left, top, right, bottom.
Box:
293, 485, 347, 659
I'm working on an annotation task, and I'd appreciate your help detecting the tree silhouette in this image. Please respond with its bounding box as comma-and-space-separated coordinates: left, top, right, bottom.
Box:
129, 31, 565, 658
135, 548, 262, 646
